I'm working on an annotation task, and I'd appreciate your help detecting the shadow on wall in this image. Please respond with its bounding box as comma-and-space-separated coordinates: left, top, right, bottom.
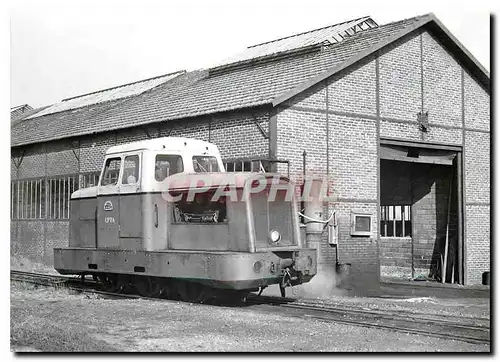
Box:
411, 162, 457, 282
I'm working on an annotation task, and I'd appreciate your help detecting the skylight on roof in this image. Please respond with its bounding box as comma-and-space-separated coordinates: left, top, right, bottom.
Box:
211, 16, 378, 69
26, 71, 185, 119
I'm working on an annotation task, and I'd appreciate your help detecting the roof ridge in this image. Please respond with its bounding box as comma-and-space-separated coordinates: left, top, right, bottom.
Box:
62, 69, 186, 102
247, 15, 372, 49
379, 12, 432, 27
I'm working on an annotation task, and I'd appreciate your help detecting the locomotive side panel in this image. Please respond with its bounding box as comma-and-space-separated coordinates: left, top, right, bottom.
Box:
169, 224, 230, 251
69, 198, 97, 248
227, 195, 251, 252
145, 193, 169, 251
119, 193, 143, 239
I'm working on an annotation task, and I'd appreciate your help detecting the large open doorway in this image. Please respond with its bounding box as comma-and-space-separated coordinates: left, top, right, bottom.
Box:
379, 140, 463, 284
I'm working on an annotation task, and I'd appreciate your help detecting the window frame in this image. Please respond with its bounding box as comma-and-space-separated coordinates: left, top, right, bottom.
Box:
121, 154, 141, 185
192, 155, 220, 173
350, 211, 373, 237
11, 174, 78, 220
99, 156, 123, 187
154, 153, 184, 182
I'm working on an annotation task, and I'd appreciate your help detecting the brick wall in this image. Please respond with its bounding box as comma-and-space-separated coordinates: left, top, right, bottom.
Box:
378, 30, 490, 285
275, 28, 489, 289
277, 58, 380, 296
45, 140, 79, 175
379, 34, 421, 123
464, 69, 490, 284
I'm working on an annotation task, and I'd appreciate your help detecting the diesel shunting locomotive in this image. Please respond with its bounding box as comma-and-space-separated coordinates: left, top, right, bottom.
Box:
54, 137, 317, 301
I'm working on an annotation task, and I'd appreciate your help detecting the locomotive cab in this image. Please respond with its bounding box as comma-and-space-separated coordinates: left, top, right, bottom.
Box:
54, 137, 317, 300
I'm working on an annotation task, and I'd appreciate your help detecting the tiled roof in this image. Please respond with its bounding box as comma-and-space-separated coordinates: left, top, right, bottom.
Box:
211, 16, 378, 68
11, 13, 488, 147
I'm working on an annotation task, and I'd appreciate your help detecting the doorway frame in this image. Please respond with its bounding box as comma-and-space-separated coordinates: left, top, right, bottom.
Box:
378, 137, 464, 284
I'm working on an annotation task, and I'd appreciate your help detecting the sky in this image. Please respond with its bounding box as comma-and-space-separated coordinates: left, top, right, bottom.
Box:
9, 0, 493, 108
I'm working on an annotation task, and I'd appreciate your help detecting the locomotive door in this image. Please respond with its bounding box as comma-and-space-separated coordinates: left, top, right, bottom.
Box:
97, 156, 122, 249
119, 153, 142, 244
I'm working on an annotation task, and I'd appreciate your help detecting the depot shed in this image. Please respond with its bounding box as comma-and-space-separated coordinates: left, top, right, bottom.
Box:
10, 13, 490, 294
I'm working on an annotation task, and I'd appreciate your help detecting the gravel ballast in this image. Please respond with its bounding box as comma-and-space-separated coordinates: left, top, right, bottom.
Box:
10, 282, 490, 352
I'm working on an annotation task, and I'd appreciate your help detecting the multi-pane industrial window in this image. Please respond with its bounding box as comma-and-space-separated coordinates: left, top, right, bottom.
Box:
380, 205, 412, 237
11, 176, 78, 220
79, 171, 101, 188
223, 159, 269, 172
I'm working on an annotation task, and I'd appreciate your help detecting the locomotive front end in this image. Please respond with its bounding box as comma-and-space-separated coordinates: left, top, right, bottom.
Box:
182, 172, 318, 296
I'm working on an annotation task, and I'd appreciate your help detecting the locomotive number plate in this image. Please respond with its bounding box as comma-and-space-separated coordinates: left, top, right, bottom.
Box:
104, 216, 116, 224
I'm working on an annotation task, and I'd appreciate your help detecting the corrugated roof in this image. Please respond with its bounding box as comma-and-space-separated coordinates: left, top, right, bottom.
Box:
11, 13, 489, 148
212, 16, 378, 69
25, 71, 185, 119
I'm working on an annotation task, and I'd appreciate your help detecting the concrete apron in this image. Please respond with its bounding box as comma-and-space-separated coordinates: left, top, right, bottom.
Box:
381, 278, 490, 299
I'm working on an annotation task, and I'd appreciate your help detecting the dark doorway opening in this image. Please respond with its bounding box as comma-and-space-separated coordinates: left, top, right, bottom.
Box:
379, 144, 461, 284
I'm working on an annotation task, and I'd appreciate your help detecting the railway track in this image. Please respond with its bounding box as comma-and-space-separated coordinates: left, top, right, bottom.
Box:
11, 270, 490, 345
10, 270, 140, 300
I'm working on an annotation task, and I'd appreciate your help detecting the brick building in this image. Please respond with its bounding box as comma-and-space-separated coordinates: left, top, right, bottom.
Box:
10, 14, 490, 292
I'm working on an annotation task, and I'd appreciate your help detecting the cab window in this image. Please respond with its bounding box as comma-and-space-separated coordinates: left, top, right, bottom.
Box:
122, 155, 140, 184
101, 158, 121, 186
155, 155, 184, 181
192, 156, 220, 172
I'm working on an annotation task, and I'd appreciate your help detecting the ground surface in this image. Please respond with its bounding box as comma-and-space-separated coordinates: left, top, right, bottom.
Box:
11, 282, 490, 352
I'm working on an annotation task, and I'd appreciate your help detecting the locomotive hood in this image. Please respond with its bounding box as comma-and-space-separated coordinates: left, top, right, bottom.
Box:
161, 172, 292, 192
71, 186, 98, 200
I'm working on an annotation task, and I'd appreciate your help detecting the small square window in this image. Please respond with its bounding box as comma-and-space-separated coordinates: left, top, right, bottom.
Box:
350, 212, 373, 236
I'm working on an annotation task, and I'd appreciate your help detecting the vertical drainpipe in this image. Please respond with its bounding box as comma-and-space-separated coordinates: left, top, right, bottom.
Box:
208, 117, 212, 143
269, 108, 278, 173
420, 32, 425, 142
302, 150, 306, 218
325, 80, 330, 198
44, 143, 48, 263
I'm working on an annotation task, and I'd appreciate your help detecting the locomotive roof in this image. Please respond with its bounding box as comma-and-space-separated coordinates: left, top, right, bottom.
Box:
105, 137, 218, 155
163, 172, 292, 191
